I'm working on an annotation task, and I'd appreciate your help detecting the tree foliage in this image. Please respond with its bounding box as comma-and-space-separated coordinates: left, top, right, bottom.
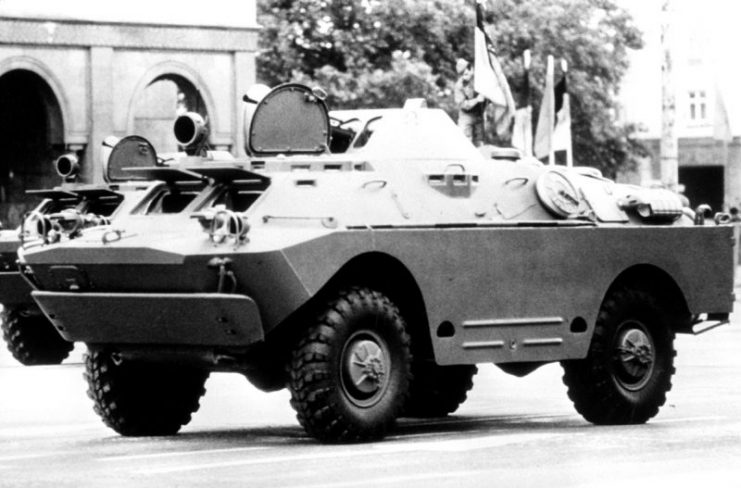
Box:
257, 0, 646, 176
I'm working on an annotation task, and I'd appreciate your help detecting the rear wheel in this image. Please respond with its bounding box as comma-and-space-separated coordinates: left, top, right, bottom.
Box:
561, 288, 676, 424
288, 287, 412, 443
404, 363, 477, 417
85, 348, 209, 436
1, 306, 73, 365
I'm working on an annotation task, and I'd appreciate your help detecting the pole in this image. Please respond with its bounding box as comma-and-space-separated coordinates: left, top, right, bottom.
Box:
523, 49, 533, 157
546, 55, 555, 165
561, 58, 573, 167
660, 0, 678, 191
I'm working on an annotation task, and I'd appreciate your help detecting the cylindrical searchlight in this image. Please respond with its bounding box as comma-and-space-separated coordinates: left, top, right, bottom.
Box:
174, 112, 208, 155
55, 153, 80, 179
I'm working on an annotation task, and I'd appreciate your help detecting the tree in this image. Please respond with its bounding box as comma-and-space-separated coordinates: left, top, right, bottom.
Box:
257, 0, 646, 176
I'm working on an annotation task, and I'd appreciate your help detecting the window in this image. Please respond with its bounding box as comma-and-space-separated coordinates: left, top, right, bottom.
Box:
134, 182, 205, 215
209, 186, 263, 212
688, 90, 707, 122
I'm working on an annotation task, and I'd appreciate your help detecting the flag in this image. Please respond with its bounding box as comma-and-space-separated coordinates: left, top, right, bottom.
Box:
533, 55, 555, 161
511, 50, 533, 156
473, 0, 515, 137
552, 71, 572, 165
713, 82, 732, 142
534, 57, 573, 165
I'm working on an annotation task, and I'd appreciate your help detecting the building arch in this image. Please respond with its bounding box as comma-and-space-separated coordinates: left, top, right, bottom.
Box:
0, 56, 71, 145
0, 62, 70, 225
127, 61, 218, 152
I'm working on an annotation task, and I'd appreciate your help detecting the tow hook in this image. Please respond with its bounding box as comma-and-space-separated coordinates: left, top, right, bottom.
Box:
207, 257, 237, 293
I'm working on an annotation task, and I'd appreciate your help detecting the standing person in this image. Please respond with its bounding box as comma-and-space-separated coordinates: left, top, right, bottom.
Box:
454, 58, 486, 146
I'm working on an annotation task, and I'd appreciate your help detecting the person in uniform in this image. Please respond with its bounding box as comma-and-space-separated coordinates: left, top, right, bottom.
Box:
454, 58, 486, 146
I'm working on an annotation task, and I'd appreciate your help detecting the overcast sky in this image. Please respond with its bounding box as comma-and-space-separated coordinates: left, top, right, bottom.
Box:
0, 0, 257, 28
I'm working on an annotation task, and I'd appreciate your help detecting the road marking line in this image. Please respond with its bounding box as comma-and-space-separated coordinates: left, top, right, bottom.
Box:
286, 469, 492, 488
651, 416, 725, 424
0, 452, 67, 462
136, 433, 555, 475
0, 423, 101, 437
100, 446, 267, 462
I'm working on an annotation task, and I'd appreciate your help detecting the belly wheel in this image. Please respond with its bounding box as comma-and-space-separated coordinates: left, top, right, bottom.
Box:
403, 363, 478, 417
561, 288, 676, 424
288, 287, 412, 443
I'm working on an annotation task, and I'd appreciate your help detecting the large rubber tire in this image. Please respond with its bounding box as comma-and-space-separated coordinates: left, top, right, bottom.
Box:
84, 349, 209, 436
561, 288, 676, 424
404, 363, 478, 417
288, 287, 412, 443
1, 306, 73, 366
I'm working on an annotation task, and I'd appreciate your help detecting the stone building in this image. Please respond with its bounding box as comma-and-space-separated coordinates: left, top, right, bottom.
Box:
0, 1, 258, 225
618, 1, 739, 213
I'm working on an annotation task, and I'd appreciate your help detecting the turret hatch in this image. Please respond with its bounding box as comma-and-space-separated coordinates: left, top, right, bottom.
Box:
247, 84, 330, 156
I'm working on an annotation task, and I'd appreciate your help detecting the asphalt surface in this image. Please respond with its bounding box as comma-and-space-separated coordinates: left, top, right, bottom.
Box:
1, 308, 740, 487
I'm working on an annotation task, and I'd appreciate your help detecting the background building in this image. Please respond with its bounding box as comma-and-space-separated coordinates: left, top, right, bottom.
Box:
618, 0, 739, 213
0, 0, 258, 225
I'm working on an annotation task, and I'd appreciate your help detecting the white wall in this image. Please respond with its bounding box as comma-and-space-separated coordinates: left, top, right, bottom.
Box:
618, 0, 740, 139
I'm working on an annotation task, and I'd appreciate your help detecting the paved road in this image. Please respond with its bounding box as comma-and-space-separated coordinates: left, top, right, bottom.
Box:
1, 317, 740, 487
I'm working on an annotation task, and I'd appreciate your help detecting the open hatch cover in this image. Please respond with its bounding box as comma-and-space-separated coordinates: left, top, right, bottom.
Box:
105, 135, 159, 182
247, 84, 330, 156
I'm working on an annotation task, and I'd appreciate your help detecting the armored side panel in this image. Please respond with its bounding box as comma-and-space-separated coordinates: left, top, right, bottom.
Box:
280, 224, 734, 365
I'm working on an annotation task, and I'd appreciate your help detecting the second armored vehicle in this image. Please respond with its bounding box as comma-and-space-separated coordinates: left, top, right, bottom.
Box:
1, 148, 158, 365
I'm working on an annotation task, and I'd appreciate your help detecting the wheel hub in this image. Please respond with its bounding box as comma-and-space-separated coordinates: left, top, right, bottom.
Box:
347, 340, 386, 393
614, 323, 655, 391
342, 333, 390, 407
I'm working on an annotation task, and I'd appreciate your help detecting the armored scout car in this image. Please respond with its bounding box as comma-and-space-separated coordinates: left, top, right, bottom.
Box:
1, 147, 161, 365
20, 84, 735, 442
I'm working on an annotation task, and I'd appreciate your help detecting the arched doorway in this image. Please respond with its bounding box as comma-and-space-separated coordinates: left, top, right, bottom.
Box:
0, 69, 64, 226
132, 75, 208, 154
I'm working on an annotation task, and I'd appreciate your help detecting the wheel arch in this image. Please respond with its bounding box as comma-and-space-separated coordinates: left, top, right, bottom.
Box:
253, 251, 433, 392
318, 252, 433, 358
604, 264, 692, 333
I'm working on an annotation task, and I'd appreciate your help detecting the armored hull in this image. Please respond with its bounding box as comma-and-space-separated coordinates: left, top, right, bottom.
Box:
1, 180, 154, 365
20, 84, 735, 442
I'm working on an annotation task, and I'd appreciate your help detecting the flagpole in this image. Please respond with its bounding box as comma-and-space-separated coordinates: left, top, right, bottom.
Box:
524, 49, 533, 157
660, 0, 679, 191
547, 55, 555, 165
561, 58, 573, 167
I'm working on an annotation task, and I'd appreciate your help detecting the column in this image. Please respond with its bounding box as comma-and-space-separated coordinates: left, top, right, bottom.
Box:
88, 46, 114, 183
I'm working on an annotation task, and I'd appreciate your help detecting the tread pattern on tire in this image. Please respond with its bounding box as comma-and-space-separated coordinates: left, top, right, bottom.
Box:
404, 363, 478, 417
562, 288, 676, 425
84, 349, 209, 436
288, 287, 412, 443
1, 306, 73, 365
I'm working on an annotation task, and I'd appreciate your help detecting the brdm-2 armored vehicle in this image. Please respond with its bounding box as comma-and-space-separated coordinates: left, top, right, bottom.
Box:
20, 84, 735, 442
0, 150, 156, 365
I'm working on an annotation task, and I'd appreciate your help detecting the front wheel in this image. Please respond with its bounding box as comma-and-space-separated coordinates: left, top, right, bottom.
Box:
561, 288, 676, 424
288, 287, 412, 443
85, 348, 209, 436
1, 306, 73, 366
